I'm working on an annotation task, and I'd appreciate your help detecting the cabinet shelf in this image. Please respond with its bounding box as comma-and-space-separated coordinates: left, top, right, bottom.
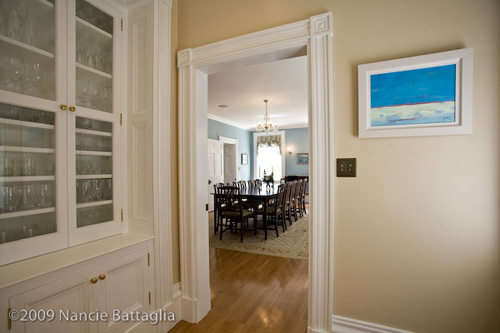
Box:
76, 128, 112, 137
0, 118, 55, 130
37, 0, 55, 9
0, 146, 55, 154
76, 63, 113, 80
0, 207, 55, 220
0, 176, 55, 182
0, 35, 55, 60
76, 17, 113, 39
76, 200, 113, 209
76, 151, 112, 156
76, 174, 112, 180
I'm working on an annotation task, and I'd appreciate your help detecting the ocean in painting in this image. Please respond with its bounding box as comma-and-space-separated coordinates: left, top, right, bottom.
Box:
370, 64, 456, 127
371, 101, 456, 126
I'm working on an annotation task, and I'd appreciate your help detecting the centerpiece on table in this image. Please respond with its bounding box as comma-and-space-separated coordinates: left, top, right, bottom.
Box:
262, 170, 274, 190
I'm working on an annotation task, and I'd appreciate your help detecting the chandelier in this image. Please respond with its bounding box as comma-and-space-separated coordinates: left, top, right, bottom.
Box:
256, 99, 278, 132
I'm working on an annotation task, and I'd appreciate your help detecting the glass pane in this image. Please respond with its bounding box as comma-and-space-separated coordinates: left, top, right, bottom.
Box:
75, 116, 113, 228
0, 0, 56, 100
77, 204, 113, 228
0, 103, 56, 244
75, 0, 113, 113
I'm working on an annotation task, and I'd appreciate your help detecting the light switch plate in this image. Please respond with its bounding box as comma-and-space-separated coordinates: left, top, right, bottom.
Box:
337, 158, 356, 177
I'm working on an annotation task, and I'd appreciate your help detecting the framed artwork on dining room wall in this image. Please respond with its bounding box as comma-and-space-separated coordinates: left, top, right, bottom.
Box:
241, 153, 248, 165
297, 153, 309, 164
358, 48, 473, 138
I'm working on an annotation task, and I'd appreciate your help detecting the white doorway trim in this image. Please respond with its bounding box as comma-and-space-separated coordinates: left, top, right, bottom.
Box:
177, 13, 334, 332
253, 130, 286, 180
219, 136, 239, 181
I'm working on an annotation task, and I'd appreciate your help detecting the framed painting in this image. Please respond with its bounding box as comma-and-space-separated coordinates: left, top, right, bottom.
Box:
297, 153, 309, 164
241, 153, 248, 165
358, 48, 473, 138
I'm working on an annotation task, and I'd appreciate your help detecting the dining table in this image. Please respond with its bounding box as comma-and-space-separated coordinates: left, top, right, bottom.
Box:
212, 184, 279, 240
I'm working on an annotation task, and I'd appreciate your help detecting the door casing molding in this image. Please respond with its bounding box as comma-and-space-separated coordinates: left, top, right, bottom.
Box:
177, 13, 334, 332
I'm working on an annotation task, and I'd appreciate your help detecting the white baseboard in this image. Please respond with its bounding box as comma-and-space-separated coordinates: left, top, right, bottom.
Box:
160, 283, 183, 332
332, 315, 412, 333
172, 282, 182, 299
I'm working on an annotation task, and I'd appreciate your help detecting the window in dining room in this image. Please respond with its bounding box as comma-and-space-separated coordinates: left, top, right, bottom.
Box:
255, 133, 285, 182
257, 145, 282, 181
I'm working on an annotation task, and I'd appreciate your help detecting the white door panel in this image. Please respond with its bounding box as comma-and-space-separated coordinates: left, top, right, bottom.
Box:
208, 139, 224, 211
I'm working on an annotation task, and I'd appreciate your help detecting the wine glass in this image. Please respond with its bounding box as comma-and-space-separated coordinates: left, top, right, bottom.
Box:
7, 56, 24, 93
7, 8, 20, 40
31, 63, 42, 96
23, 16, 35, 45
0, 7, 5, 36
17, 1, 28, 31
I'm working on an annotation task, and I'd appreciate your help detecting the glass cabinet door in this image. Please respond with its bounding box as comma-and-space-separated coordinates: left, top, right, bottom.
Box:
0, 102, 64, 264
69, 0, 120, 246
74, 0, 113, 113
0, 0, 56, 100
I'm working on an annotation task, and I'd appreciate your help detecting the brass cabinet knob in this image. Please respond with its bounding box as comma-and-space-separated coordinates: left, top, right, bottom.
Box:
60, 104, 67, 110
99, 274, 106, 280
90, 277, 98, 284
69, 106, 76, 112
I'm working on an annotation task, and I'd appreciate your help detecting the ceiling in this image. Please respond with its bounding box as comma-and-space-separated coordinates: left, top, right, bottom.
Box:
207, 56, 308, 131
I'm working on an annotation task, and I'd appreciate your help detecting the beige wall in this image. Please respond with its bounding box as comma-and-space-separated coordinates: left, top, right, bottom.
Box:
175, 0, 500, 332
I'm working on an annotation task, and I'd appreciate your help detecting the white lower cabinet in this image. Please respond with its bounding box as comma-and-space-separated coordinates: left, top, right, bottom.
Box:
3, 239, 154, 333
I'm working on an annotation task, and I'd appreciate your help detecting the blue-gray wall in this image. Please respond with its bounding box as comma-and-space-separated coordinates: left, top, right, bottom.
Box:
207, 119, 308, 181
208, 118, 253, 180
284, 127, 309, 177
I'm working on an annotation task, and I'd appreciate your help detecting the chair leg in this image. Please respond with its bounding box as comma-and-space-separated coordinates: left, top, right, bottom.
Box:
241, 220, 244, 243
254, 216, 257, 236
274, 215, 279, 237
220, 217, 224, 240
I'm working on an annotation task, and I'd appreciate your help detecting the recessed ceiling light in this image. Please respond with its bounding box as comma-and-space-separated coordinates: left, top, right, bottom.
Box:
218, 104, 228, 108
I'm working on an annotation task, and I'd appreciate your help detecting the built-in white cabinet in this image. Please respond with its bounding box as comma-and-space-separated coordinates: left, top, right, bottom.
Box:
2, 237, 154, 333
0, 0, 124, 265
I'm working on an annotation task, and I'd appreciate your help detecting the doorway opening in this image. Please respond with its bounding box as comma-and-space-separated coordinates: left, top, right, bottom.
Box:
177, 13, 334, 331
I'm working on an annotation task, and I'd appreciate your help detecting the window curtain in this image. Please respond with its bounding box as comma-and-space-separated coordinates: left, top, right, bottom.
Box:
256, 135, 282, 155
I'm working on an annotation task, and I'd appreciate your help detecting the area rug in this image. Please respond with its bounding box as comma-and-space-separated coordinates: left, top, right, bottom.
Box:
208, 212, 309, 260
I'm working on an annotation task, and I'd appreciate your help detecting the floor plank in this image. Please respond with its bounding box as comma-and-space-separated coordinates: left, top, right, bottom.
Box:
169, 247, 308, 332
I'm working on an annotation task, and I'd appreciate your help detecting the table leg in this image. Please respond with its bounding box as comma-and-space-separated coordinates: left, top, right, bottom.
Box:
214, 193, 218, 234
264, 198, 268, 240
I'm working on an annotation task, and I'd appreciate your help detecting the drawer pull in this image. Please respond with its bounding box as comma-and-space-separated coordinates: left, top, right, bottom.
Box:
90, 277, 98, 284
99, 274, 106, 280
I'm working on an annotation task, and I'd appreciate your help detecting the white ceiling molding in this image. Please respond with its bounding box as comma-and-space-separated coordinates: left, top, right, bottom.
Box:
207, 114, 250, 131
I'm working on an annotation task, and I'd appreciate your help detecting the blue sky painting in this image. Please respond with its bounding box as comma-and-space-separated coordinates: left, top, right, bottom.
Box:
370, 64, 457, 127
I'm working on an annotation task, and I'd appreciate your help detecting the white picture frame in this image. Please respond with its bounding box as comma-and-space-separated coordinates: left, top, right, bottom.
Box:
358, 48, 473, 138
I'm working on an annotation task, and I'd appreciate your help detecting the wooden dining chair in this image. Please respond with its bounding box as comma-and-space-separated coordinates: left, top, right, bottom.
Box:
300, 178, 308, 215
213, 183, 225, 234
218, 186, 256, 242
293, 179, 304, 219
256, 184, 286, 238
283, 181, 295, 227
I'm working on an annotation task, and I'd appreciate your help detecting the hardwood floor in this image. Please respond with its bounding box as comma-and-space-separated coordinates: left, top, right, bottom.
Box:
169, 247, 309, 332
